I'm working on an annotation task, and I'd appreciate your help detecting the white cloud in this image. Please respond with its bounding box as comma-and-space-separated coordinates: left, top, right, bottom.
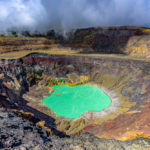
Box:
0, 0, 149, 32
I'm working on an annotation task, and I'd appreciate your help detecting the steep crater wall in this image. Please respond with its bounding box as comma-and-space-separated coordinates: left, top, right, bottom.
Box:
0, 53, 150, 140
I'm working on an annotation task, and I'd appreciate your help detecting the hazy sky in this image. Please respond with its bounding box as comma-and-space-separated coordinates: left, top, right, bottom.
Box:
0, 0, 150, 32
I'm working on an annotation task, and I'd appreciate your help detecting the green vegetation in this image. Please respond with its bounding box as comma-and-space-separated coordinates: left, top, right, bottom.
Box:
0, 34, 6, 37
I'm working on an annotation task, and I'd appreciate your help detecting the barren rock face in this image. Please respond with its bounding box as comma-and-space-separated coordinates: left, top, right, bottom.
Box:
1, 107, 150, 150
0, 53, 150, 141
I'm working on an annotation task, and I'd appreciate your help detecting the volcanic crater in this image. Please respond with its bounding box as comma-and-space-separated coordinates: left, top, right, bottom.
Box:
0, 52, 150, 140
0, 27, 150, 147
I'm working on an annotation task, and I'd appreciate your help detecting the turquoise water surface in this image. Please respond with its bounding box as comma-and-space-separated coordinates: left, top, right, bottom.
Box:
43, 85, 111, 119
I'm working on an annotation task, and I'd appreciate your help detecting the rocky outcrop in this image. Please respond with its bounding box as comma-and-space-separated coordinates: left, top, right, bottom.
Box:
69, 26, 150, 56
0, 106, 150, 150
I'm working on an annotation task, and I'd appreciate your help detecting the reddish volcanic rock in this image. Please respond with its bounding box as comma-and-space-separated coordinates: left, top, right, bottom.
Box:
84, 100, 150, 141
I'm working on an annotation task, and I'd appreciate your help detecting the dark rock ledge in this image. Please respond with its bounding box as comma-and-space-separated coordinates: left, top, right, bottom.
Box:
0, 106, 150, 150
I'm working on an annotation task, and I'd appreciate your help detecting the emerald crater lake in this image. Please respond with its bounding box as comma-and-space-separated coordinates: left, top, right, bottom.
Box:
43, 85, 111, 119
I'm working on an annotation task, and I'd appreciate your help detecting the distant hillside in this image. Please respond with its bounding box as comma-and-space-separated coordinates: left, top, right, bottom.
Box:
0, 26, 150, 58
